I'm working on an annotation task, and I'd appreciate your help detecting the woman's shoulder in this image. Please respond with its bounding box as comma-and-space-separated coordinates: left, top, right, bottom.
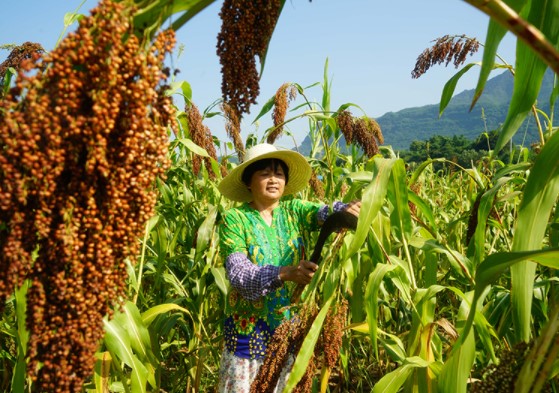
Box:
280, 198, 321, 209
221, 203, 253, 221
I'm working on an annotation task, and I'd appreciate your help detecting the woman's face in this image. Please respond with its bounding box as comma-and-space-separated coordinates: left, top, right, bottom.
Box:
248, 164, 286, 203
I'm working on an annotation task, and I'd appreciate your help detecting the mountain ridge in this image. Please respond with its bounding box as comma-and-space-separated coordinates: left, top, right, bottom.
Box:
300, 69, 557, 153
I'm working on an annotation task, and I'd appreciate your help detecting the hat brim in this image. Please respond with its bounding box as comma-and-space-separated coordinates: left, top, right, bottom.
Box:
218, 150, 312, 202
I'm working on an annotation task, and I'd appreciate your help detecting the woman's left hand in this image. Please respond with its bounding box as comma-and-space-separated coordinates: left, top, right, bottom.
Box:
345, 200, 361, 217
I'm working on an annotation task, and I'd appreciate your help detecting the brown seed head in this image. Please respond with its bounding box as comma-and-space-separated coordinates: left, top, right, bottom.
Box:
0, 0, 175, 390
412, 35, 480, 79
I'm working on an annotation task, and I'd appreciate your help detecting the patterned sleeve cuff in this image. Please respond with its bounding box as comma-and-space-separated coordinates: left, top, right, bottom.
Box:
262, 265, 283, 292
317, 204, 329, 223
317, 201, 348, 222
225, 253, 283, 301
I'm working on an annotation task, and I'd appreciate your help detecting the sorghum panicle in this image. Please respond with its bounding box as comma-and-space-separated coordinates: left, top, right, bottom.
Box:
185, 103, 220, 179
337, 110, 383, 157
0, 0, 176, 391
216, 0, 282, 155
323, 298, 348, 369
222, 101, 245, 160
250, 319, 293, 393
309, 170, 325, 200
0, 42, 44, 84
470, 342, 536, 393
412, 35, 480, 79
251, 304, 318, 393
268, 83, 297, 144
216, 0, 282, 115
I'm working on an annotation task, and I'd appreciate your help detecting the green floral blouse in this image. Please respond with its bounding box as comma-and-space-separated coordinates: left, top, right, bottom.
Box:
219, 199, 321, 359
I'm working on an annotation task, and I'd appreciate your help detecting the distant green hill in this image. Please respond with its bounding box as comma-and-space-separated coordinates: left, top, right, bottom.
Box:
380, 69, 559, 150
299, 68, 558, 153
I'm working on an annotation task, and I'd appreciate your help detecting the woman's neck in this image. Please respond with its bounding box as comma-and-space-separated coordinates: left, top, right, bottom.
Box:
249, 200, 279, 225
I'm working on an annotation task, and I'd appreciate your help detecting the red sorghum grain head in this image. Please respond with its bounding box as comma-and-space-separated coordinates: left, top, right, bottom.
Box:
309, 170, 325, 200
185, 103, 219, 179
251, 304, 318, 393
322, 298, 348, 369
216, 0, 282, 117
337, 110, 383, 157
268, 83, 297, 144
0, 42, 44, 85
412, 35, 480, 79
0, 0, 176, 391
216, 0, 282, 156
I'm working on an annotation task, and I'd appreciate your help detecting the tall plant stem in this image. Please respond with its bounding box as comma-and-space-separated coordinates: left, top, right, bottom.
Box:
531, 105, 546, 145
132, 219, 150, 304
401, 237, 417, 291
464, 0, 559, 75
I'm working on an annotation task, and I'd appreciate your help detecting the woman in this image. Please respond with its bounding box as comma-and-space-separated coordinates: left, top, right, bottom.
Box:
217, 143, 360, 392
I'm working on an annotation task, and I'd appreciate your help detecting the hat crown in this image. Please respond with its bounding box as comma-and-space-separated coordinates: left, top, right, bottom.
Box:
218, 143, 312, 202
243, 143, 278, 163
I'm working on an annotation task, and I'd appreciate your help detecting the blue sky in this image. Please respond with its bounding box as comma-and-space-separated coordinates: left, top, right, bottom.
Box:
2, 0, 518, 146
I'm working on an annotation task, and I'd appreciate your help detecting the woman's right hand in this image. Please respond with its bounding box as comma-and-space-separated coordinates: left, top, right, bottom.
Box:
279, 260, 318, 285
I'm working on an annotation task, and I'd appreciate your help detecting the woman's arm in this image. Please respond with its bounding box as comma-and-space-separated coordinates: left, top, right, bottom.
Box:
225, 252, 283, 301
317, 201, 348, 224
317, 200, 361, 224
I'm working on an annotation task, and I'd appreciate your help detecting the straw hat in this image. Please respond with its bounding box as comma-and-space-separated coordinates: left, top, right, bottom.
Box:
218, 143, 312, 202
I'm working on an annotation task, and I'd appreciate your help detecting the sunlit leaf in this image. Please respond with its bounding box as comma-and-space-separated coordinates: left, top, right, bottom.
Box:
494, 0, 559, 153
471, 0, 526, 109
510, 131, 559, 342
346, 158, 397, 260
372, 356, 433, 393
440, 62, 479, 116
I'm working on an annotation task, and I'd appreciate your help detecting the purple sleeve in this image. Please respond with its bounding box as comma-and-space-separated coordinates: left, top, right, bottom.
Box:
317, 201, 348, 222
225, 252, 284, 301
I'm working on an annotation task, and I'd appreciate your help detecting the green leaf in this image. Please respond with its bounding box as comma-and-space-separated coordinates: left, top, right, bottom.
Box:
103, 317, 148, 393
166, 80, 192, 102
12, 282, 30, 392
334, 102, 365, 115
178, 138, 210, 157
195, 205, 217, 257
116, 302, 152, 362
170, 0, 219, 32
346, 158, 397, 260
321, 58, 331, 112
471, 177, 512, 267
256, 0, 286, 77
365, 263, 399, 358
409, 158, 445, 185
211, 267, 230, 298
63, 11, 83, 27
372, 356, 432, 393
141, 303, 193, 327
458, 248, 559, 347
438, 294, 476, 393
471, 0, 526, 109
510, 131, 559, 342
407, 191, 438, 234
439, 63, 479, 117
387, 159, 413, 242
377, 330, 407, 363
494, 0, 559, 153
252, 94, 277, 124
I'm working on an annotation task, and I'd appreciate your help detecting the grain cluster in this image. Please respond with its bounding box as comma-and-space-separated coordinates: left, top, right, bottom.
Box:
0, 0, 176, 390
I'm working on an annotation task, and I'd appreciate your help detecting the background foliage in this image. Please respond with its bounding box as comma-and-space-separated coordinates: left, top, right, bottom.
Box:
1, 0, 559, 392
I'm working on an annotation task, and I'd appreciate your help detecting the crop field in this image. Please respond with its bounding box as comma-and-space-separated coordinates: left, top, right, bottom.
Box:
1, 0, 559, 392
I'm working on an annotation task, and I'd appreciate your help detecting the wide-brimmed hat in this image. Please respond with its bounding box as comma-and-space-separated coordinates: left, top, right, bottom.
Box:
218, 143, 312, 202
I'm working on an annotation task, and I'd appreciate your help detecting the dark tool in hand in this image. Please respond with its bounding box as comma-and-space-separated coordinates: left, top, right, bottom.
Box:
291, 210, 359, 303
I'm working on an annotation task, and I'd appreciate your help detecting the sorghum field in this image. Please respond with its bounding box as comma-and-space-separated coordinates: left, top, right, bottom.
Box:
1, 1, 559, 392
